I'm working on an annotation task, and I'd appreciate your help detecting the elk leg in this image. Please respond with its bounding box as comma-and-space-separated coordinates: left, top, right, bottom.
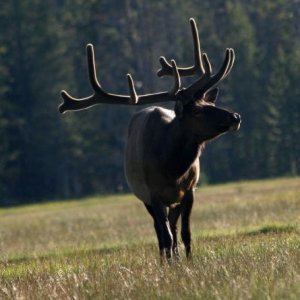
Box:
168, 205, 181, 258
181, 191, 194, 259
151, 199, 173, 260
144, 203, 163, 257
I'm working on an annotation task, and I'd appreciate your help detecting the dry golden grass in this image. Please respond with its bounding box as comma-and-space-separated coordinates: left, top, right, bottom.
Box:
0, 177, 299, 299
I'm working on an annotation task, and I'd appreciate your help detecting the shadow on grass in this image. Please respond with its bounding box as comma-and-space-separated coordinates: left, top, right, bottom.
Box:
243, 224, 298, 236
2, 245, 123, 266
194, 223, 299, 242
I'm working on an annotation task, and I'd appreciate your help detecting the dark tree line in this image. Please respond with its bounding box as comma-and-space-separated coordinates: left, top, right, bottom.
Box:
0, 0, 299, 204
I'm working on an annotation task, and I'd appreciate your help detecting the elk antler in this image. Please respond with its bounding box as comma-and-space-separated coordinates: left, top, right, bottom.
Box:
157, 18, 205, 77
59, 45, 181, 113
59, 18, 235, 113
185, 48, 235, 100
157, 18, 235, 100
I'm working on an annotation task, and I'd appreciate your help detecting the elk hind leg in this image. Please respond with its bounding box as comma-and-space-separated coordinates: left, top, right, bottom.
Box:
168, 205, 181, 258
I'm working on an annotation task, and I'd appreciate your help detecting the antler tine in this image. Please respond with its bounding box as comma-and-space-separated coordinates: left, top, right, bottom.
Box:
59, 91, 97, 113
157, 18, 205, 78
157, 56, 172, 77
202, 53, 212, 76
169, 59, 181, 95
222, 48, 235, 79
86, 43, 104, 94
127, 74, 138, 104
190, 18, 205, 76
206, 48, 235, 90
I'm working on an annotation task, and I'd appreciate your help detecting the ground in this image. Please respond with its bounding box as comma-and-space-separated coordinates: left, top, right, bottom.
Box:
0, 177, 299, 299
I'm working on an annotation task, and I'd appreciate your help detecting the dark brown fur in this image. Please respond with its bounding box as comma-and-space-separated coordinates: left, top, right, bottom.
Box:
125, 98, 241, 260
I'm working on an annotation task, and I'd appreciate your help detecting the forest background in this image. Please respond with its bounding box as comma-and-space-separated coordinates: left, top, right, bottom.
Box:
0, 0, 299, 204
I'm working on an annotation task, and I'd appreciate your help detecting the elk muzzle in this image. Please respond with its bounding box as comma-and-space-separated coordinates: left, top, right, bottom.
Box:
228, 112, 241, 131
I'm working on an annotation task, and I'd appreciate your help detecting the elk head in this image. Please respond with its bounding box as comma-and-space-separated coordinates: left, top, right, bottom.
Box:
59, 18, 241, 141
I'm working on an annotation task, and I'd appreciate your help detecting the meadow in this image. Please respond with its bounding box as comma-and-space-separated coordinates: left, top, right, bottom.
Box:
0, 177, 299, 299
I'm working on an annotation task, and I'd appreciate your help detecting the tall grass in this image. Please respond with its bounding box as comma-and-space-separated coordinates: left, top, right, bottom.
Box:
0, 177, 299, 299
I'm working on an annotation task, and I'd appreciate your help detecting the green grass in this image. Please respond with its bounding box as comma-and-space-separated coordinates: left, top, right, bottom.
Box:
0, 177, 299, 299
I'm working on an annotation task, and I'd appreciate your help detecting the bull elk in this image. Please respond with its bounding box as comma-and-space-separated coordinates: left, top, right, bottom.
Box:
59, 18, 241, 261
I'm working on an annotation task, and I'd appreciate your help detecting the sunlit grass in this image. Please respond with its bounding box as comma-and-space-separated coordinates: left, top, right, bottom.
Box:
0, 177, 299, 299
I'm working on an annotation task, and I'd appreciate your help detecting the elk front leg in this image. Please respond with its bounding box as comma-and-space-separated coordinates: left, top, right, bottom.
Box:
151, 198, 173, 261
144, 203, 163, 257
181, 191, 194, 259
168, 205, 181, 258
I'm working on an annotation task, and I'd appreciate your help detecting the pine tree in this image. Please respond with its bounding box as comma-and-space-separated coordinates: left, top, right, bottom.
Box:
0, 0, 74, 202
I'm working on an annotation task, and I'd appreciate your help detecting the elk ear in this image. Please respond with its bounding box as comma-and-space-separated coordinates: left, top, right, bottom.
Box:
204, 88, 219, 103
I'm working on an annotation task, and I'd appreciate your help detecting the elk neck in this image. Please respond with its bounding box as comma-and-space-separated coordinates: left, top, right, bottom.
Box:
163, 116, 205, 178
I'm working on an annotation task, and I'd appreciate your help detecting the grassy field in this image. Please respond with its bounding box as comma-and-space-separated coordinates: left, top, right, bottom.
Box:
0, 177, 299, 299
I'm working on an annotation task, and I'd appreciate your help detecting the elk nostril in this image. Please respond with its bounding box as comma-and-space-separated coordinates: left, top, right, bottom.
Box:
231, 113, 241, 123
